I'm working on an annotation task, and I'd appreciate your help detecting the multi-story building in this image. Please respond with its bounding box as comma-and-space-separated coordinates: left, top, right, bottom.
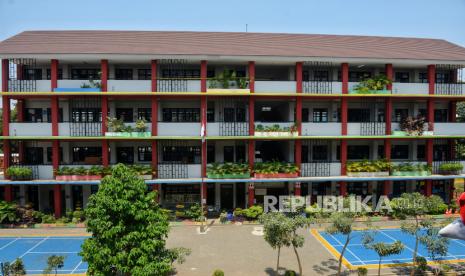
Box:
0, 31, 465, 217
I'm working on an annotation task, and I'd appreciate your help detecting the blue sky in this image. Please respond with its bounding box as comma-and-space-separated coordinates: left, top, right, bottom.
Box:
1, 0, 465, 46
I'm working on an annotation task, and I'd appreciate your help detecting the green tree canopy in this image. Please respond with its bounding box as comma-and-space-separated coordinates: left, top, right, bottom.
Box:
80, 164, 172, 275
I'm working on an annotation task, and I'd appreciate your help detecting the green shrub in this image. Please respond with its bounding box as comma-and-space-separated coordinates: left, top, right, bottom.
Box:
6, 166, 33, 180
219, 212, 228, 224
284, 270, 296, 276
40, 214, 56, 224
347, 159, 391, 172
414, 256, 428, 273
207, 163, 250, 176
357, 267, 368, 276
254, 161, 299, 174
439, 163, 464, 173
233, 208, 243, 217
212, 269, 224, 276
243, 205, 263, 220
184, 203, 203, 220
0, 200, 19, 224
426, 195, 448, 215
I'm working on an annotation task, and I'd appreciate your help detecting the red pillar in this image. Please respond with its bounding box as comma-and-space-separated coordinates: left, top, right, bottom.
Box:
51, 96, 59, 136
101, 59, 108, 92
248, 183, 255, 207
341, 98, 348, 135
341, 63, 349, 94
52, 140, 60, 177
341, 140, 347, 175
385, 64, 393, 90
294, 182, 301, 196
102, 140, 109, 167
248, 61, 255, 92
2, 96, 10, 136
450, 101, 457, 122
339, 182, 347, 196
383, 181, 391, 196
384, 139, 391, 160
385, 98, 392, 135
200, 60, 207, 92
2, 59, 10, 181
428, 64, 435, 95
16, 100, 24, 122
425, 180, 433, 197
151, 141, 157, 178
201, 96, 207, 178
2, 59, 8, 92
426, 139, 433, 166
3, 141, 10, 178
248, 97, 255, 168
427, 99, 434, 131
54, 184, 62, 218
151, 60, 157, 92
296, 62, 303, 93
4, 185, 13, 202
51, 59, 59, 91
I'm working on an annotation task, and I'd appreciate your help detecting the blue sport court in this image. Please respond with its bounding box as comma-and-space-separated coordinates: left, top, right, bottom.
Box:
313, 228, 465, 268
0, 236, 87, 274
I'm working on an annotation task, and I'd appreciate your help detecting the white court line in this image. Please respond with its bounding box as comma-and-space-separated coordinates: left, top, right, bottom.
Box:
28, 251, 78, 254
0, 238, 19, 250
379, 230, 422, 257
71, 261, 83, 274
19, 237, 49, 258
328, 233, 366, 265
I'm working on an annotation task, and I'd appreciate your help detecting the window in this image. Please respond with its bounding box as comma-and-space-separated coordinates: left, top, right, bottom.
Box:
349, 72, 371, 82
434, 109, 448, 122
138, 146, 152, 162
395, 72, 410, 83
224, 108, 246, 122
302, 108, 309, 122
71, 69, 99, 80
115, 68, 133, 80
394, 109, 409, 122
434, 145, 450, 161
137, 108, 152, 122
46, 69, 63, 80
303, 71, 310, 81
72, 147, 101, 162
436, 72, 453, 84
224, 146, 234, 162
314, 70, 330, 81
116, 108, 134, 122
312, 145, 328, 161
419, 72, 428, 83
162, 146, 201, 163
207, 145, 215, 163
25, 108, 43, 122
348, 109, 370, 122
207, 108, 215, 122
377, 109, 385, 122
25, 147, 44, 165
46, 147, 63, 163
22, 68, 42, 80
378, 145, 385, 159
162, 69, 200, 78
348, 145, 370, 160
46, 108, 63, 123
417, 145, 425, 160
302, 146, 309, 163
71, 108, 101, 122
235, 145, 246, 162
138, 69, 151, 80
162, 108, 200, 122
391, 145, 409, 159
313, 108, 328, 122
116, 147, 134, 164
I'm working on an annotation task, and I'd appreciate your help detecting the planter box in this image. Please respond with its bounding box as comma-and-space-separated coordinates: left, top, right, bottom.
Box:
207, 173, 250, 179
349, 90, 391, 95
53, 88, 101, 92
207, 88, 250, 94
439, 170, 462, 175
391, 171, 431, 176
392, 131, 407, 136
347, 172, 389, 177
422, 131, 434, 136
254, 172, 298, 178
139, 174, 153, 180
255, 131, 298, 137
55, 175, 102, 181
10, 175, 33, 181
105, 132, 151, 137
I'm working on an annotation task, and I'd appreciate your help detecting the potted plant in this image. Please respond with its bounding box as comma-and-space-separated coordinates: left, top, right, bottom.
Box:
346, 159, 390, 177
207, 69, 250, 93
254, 124, 298, 137
207, 163, 251, 179
398, 116, 432, 136
253, 161, 299, 178
55, 166, 103, 181
128, 164, 153, 179
391, 163, 432, 176
105, 117, 151, 137
350, 74, 392, 94
53, 75, 102, 92
6, 166, 33, 181
438, 163, 464, 175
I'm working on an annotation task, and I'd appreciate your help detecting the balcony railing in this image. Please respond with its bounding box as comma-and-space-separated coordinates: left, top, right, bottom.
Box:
348, 122, 385, 136
302, 122, 341, 136
9, 123, 52, 136
157, 163, 201, 179
207, 122, 249, 136
255, 80, 296, 93
301, 162, 341, 177
303, 81, 342, 94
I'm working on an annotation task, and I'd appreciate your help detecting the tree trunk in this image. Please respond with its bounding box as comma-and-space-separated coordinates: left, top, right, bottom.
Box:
277, 246, 281, 274
338, 234, 351, 276
293, 244, 302, 276
378, 257, 382, 276
411, 216, 419, 276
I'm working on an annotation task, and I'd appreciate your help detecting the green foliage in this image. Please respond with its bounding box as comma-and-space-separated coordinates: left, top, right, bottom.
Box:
284, 270, 297, 276
2, 258, 26, 275
326, 212, 357, 276
0, 201, 19, 224
400, 116, 427, 136
391, 163, 431, 173
255, 124, 298, 132
438, 162, 464, 174
457, 102, 465, 122
6, 166, 33, 180
357, 267, 368, 276
208, 69, 249, 89
107, 117, 148, 133
212, 269, 225, 276
207, 163, 250, 176
135, 119, 147, 132
414, 256, 428, 274
80, 164, 173, 275
425, 195, 448, 215
254, 161, 299, 174
346, 159, 391, 173
219, 211, 228, 224
43, 255, 65, 275
419, 219, 450, 276
362, 231, 404, 276
243, 205, 263, 220
57, 164, 152, 177
353, 74, 392, 92
167, 247, 191, 266
184, 203, 203, 221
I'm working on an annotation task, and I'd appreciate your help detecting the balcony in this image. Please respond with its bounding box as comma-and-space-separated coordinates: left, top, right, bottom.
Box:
435, 123, 465, 136
9, 123, 52, 136
157, 163, 201, 179
108, 80, 151, 92
207, 122, 249, 136
59, 122, 102, 137
303, 81, 342, 94
157, 122, 200, 136
157, 79, 201, 92
255, 81, 296, 93
301, 162, 341, 177
392, 83, 429, 95
302, 122, 341, 136
347, 122, 385, 136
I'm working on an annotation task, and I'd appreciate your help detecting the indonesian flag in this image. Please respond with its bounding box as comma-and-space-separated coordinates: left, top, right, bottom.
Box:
201, 123, 206, 142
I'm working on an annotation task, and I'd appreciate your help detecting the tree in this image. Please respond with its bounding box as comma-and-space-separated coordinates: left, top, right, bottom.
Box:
2, 258, 26, 276
325, 212, 357, 276
457, 102, 465, 122
43, 255, 65, 275
419, 219, 450, 276
362, 231, 404, 276
80, 164, 174, 275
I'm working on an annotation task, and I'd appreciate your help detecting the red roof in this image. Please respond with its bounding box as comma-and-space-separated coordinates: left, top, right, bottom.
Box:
1, 30, 465, 61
